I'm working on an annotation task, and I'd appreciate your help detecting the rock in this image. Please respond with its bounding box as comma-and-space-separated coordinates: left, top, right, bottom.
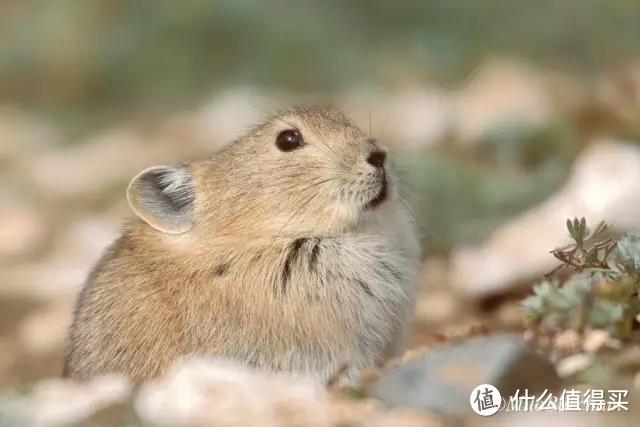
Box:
582, 329, 621, 353
17, 299, 73, 355
0, 356, 447, 427
136, 357, 446, 427
331, 399, 444, 427
1, 375, 132, 427
556, 354, 592, 378
414, 289, 460, 325
438, 320, 488, 342
56, 218, 119, 264
2, 259, 88, 301
27, 128, 178, 198
552, 330, 581, 353
414, 257, 461, 326
342, 89, 453, 149
135, 357, 332, 427
372, 334, 559, 416
493, 302, 525, 330
454, 61, 551, 143
0, 217, 118, 300
0, 203, 47, 259
451, 142, 640, 298
481, 412, 616, 427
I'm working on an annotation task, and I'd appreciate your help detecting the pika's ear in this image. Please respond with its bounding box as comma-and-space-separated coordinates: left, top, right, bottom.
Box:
127, 165, 196, 234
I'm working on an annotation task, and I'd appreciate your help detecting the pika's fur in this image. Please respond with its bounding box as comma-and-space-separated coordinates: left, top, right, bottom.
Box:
64, 106, 420, 384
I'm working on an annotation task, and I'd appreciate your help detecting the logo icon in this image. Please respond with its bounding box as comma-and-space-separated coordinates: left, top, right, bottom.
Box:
470, 384, 502, 416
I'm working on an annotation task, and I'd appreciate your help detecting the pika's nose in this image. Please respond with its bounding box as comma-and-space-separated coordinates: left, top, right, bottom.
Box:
366, 149, 387, 168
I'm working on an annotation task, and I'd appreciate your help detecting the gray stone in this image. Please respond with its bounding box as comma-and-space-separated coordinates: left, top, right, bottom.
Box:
372, 334, 559, 416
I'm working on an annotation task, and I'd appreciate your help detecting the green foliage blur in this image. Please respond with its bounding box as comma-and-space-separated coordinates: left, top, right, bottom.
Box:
397, 121, 579, 250
2, 0, 640, 120
1, 0, 639, 253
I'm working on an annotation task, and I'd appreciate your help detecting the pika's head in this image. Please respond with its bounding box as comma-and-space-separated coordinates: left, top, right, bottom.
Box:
127, 106, 396, 239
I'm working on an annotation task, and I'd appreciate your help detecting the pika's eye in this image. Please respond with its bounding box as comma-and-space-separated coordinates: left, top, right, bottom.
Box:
276, 129, 304, 152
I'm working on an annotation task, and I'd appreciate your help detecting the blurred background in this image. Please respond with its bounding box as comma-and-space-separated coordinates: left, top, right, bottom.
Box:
2, 1, 640, 425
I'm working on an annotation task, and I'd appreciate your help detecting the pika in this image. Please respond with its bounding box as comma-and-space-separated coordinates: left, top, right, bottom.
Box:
64, 106, 420, 384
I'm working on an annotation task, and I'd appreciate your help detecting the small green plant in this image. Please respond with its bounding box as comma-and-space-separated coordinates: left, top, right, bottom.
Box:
523, 218, 640, 340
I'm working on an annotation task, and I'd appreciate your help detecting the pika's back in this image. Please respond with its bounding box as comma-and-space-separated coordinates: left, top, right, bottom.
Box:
65, 106, 421, 383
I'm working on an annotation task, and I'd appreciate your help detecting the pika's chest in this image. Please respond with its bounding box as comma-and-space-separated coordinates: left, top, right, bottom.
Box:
188, 233, 419, 377
210, 234, 418, 335
262, 235, 416, 303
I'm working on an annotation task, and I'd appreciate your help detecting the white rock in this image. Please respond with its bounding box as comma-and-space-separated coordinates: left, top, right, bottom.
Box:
333, 400, 443, 427
342, 89, 453, 149
451, 142, 640, 298
556, 353, 593, 378
2, 260, 90, 301
582, 329, 621, 353
135, 357, 332, 427
0, 217, 118, 300
58, 217, 119, 261
454, 61, 551, 143
17, 299, 73, 355
414, 290, 459, 325
4, 375, 131, 427
27, 128, 177, 198
0, 204, 46, 259
553, 330, 581, 352
488, 412, 609, 427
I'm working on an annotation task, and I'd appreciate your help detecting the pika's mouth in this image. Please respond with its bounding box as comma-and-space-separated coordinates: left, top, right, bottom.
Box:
364, 173, 388, 210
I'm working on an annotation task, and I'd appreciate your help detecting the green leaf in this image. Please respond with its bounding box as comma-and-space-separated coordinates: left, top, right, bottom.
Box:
589, 301, 624, 328
567, 218, 575, 239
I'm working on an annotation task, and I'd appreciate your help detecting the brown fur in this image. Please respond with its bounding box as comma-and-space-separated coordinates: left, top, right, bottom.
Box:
65, 107, 420, 383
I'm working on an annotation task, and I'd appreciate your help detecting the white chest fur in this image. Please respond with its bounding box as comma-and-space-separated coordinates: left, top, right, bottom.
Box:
202, 208, 421, 384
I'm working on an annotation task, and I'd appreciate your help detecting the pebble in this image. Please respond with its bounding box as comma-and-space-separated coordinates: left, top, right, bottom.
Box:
556, 353, 592, 378
373, 334, 559, 416
1, 375, 131, 427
